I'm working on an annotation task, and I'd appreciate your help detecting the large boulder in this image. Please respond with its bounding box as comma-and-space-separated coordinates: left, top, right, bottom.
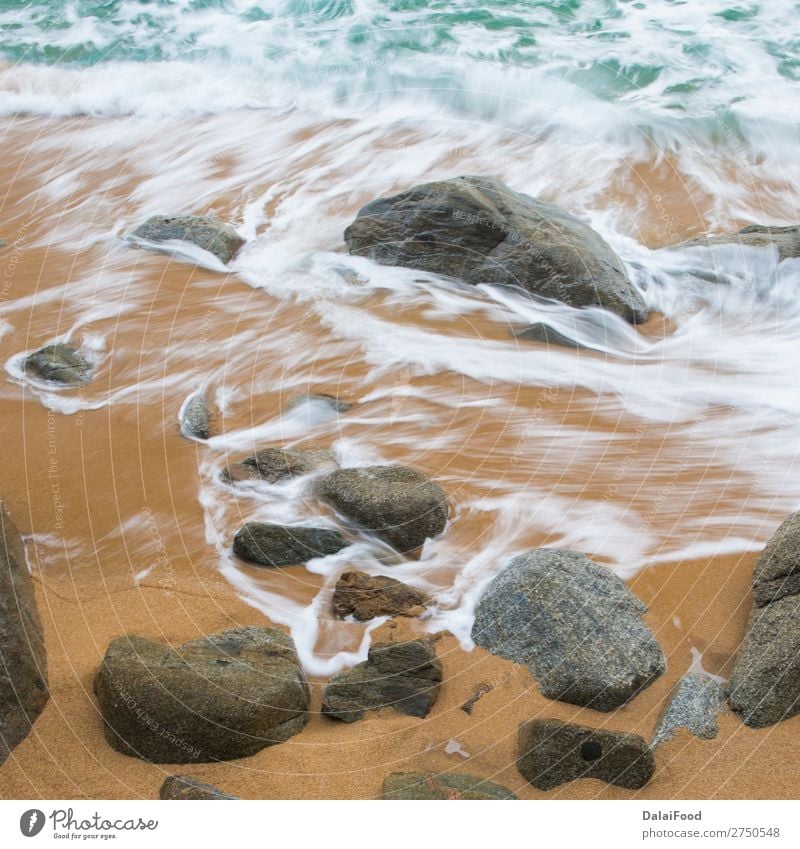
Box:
159, 775, 238, 800
518, 719, 655, 790
322, 639, 442, 723
223, 447, 336, 485
0, 505, 48, 765
728, 511, 800, 728
382, 772, 517, 800
23, 344, 91, 385
345, 176, 649, 323
129, 215, 244, 264
332, 571, 429, 621
471, 549, 665, 711
313, 465, 448, 554
94, 627, 309, 762
679, 224, 800, 261
232, 522, 349, 568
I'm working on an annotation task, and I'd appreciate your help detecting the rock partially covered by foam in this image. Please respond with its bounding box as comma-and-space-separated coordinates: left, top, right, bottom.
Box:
23, 344, 91, 385
130, 215, 244, 264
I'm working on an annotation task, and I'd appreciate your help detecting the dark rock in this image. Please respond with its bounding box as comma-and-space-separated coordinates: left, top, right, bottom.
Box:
345, 176, 649, 323
518, 719, 655, 791
313, 465, 448, 554
513, 323, 586, 349
180, 394, 211, 440
680, 225, 800, 262
751, 510, 800, 607
0, 504, 48, 765
322, 638, 442, 723
471, 548, 665, 711
129, 215, 244, 264
159, 775, 238, 800
94, 626, 309, 763
23, 344, 91, 385
233, 522, 348, 568
223, 447, 335, 485
382, 771, 517, 800
651, 673, 727, 747
460, 682, 494, 716
332, 571, 429, 621
728, 595, 800, 728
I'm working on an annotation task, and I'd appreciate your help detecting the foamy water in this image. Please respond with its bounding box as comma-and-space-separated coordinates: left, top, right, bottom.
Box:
1, 1, 799, 673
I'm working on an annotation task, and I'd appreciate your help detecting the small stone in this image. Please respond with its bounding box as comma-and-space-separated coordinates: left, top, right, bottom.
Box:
233, 522, 349, 568
322, 638, 442, 723
129, 215, 244, 264
159, 776, 238, 800
332, 571, 429, 621
313, 465, 448, 554
288, 393, 353, 414
651, 673, 727, 746
512, 323, 584, 349
23, 344, 91, 385
382, 772, 517, 800
223, 447, 335, 485
180, 393, 211, 440
517, 719, 655, 791
460, 682, 494, 716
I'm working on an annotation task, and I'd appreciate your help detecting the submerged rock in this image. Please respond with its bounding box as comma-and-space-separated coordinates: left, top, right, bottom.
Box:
180, 393, 211, 440
332, 571, 429, 621
679, 224, 800, 261
382, 772, 517, 800
322, 638, 442, 723
23, 344, 91, 385
518, 719, 655, 791
94, 626, 309, 763
159, 775, 238, 800
313, 465, 448, 554
129, 215, 244, 264
651, 673, 727, 747
471, 548, 665, 711
233, 522, 348, 568
288, 393, 353, 414
728, 511, 800, 728
223, 447, 336, 485
345, 176, 649, 323
512, 323, 585, 349
0, 504, 48, 765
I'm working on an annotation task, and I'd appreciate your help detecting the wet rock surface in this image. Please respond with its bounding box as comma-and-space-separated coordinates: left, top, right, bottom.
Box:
159, 775, 238, 800
345, 175, 649, 323
680, 224, 800, 261
232, 522, 348, 568
23, 344, 91, 385
223, 447, 335, 485
382, 771, 517, 800
0, 505, 49, 765
512, 322, 585, 349
472, 548, 665, 710
129, 215, 245, 264
313, 465, 448, 553
180, 393, 211, 440
332, 571, 429, 621
288, 393, 353, 414
651, 673, 727, 746
751, 510, 800, 607
322, 638, 442, 723
518, 719, 655, 790
94, 626, 309, 763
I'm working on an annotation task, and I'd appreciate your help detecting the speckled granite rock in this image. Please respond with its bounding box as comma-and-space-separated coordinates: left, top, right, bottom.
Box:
651, 673, 727, 746
130, 215, 244, 264
518, 719, 655, 790
180, 393, 211, 440
382, 771, 517, 800
223, 447, 335, 485
472, 548, 665, 710
751, 510, 800, 607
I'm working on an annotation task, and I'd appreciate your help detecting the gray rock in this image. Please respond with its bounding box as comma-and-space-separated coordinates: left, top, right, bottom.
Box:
159, 775, 238, 800
332, 571, 429, 621
751, 510, 800, 607
0, 504, 48, 765
345, 176, 649, 323
512, 323, 585, 349
23, 344, 91, 385
129, 215, 244, 264
223, 447, 336, 485
728, 595, 800, 728
382, 771, 517, 800
518, 719, 655, 790
288, 393, 353, 414
322, 639, 442, 723
680, 224, 800, 261
180, 393, 211, 440
233, 522, 349, 568
313, 465, 448, 554
651, 673, 727, 747
94, 626, 309, 763
471, 549, 665, 711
